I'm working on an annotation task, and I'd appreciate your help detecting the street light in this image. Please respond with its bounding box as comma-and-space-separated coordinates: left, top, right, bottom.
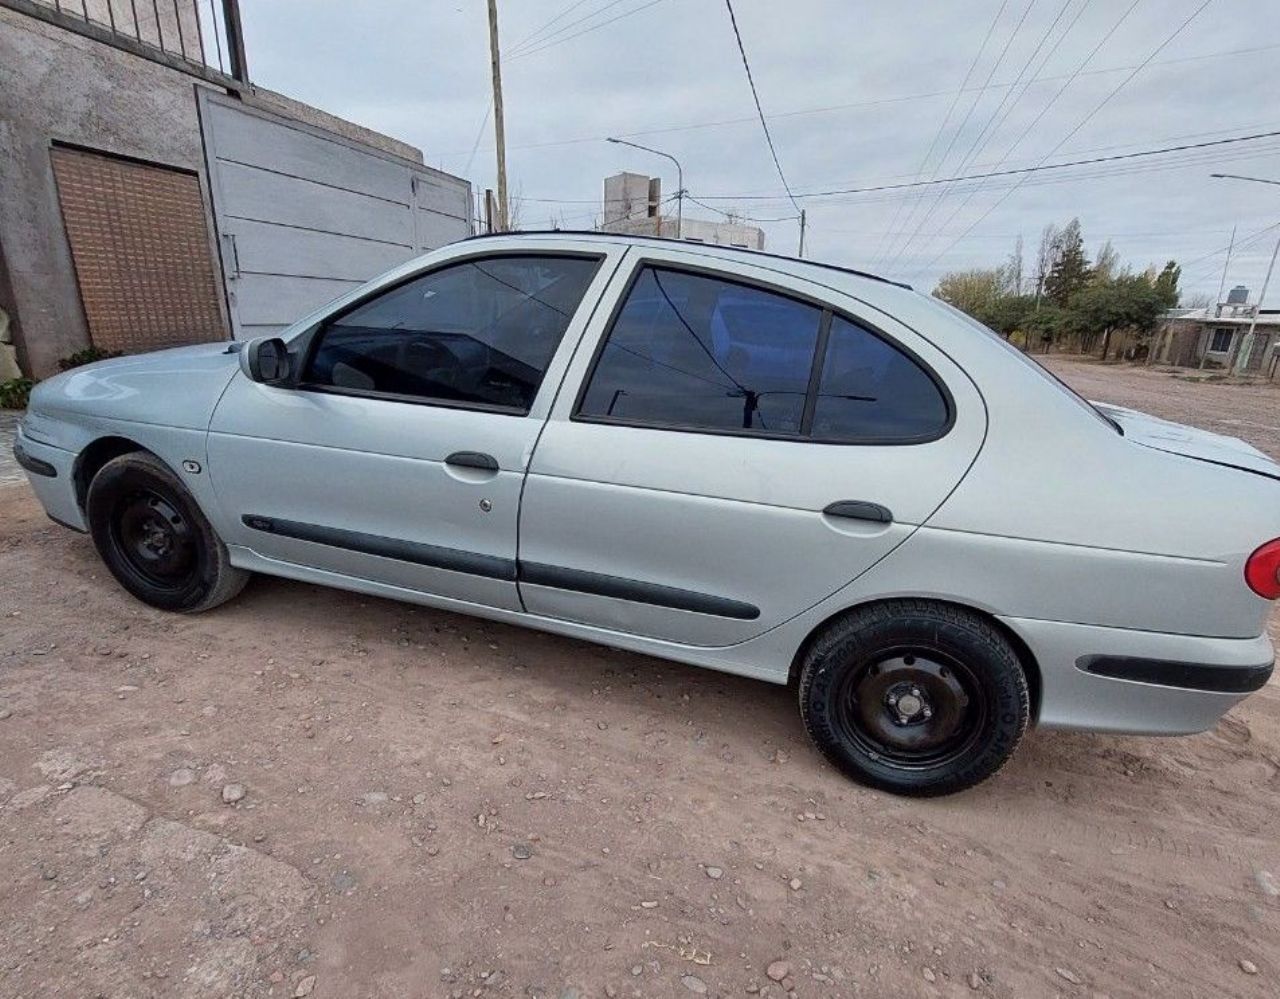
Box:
1211, 173, 1280, 375
1210, 173, 1280, 187
606, 137, 684, 240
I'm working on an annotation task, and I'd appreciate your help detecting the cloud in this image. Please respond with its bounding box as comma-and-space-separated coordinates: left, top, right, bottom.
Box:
240, 0, 1280, 301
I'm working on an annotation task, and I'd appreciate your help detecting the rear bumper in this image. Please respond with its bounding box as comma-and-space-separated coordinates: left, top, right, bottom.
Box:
1000, 615, 1275, 735
13, 425, 86, 531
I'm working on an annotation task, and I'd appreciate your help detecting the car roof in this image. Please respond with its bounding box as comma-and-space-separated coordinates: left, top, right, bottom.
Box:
462, 229, 912, 291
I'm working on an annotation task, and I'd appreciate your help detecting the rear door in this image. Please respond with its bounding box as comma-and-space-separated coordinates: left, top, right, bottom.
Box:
207, 242, 620, 609
517, 249, 986, 647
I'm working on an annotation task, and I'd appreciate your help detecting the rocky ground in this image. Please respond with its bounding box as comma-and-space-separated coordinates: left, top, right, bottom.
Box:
1, 358, 1278, 999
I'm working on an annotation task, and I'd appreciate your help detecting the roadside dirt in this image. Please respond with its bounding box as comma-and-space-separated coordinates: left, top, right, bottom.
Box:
1, 358, 1278, 999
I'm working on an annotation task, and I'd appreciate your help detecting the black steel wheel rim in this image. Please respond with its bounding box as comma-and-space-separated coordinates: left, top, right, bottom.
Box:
109, 488, 198, 590
834, 646, 987, 770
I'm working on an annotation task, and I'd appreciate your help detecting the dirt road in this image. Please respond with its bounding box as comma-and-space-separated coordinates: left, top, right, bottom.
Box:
1, 358, 1278, 999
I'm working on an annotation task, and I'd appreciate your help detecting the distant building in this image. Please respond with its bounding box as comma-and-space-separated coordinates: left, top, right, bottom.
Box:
599, 172, 765, 250
1154, 286, 1280, 374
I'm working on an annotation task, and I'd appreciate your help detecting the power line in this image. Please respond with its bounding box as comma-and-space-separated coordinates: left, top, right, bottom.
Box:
684, 194, 799, 223
881, 0, 1032, 267
517, 132, 1280, 208
508, 0, 597, 54
722, 0, 801, 216
511, 0, 670, 60
689, 130, 1280, 201
907, 0, 1218, 281
885, 0, 1082, 268
435, 42, 1280, 161
894, 0, 1105, 264
871, 0, 1011, 267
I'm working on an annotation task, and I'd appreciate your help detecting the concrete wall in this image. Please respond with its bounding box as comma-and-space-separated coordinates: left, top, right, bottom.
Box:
0, 6, 218, 377
0, 7, 431, 379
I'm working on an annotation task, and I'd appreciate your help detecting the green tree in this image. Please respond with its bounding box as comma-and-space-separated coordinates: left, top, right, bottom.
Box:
933, 267, 1007, 319
1153, 260, 1181, 309
1044, 218, 1091, 306
1067, 274, 1164, 358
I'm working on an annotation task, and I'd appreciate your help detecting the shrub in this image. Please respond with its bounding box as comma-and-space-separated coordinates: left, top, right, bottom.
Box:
0, 377, 33, 410
58, 346, 123, 371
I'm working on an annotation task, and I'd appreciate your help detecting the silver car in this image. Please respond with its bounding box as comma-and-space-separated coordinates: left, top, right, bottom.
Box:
15, 232, 1280, 795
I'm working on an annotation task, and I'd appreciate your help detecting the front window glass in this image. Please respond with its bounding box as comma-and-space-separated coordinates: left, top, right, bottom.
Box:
305, 254, 600, 412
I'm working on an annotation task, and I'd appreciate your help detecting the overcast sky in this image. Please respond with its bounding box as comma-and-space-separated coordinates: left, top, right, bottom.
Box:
238, 0, 1280, 305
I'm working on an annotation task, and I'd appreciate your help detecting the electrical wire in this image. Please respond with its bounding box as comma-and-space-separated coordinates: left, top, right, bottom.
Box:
511, 0, 670, 60
684, 194, 799, 224
908, 0, 1218, 281
722, 0, 801, 216
434, 42, 1280, 162
507, 0, 598, 55
885, 0, 1083, 268
881, 0, 1034, 267
871, 0, 1012, 267
684, 130, 1280, 202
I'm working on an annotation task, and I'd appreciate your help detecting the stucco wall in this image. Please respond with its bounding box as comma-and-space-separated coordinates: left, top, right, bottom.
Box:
0, 6, 219, 377
0, 8, 429, 380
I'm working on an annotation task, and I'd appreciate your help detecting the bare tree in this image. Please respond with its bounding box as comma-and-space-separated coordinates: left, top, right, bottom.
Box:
1004, 235, 1024, 296
1093, 239, 1121, 282
1033, 223, 1061, 307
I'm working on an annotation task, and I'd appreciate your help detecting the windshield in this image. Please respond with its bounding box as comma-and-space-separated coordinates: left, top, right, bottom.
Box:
928, 298, 1121, 434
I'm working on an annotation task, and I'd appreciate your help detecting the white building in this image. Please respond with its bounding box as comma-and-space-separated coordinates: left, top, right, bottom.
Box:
599, 172, 765, 250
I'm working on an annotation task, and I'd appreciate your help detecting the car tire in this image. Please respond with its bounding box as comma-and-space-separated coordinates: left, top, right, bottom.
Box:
797, 600, 1029, 796
86, 451, 248, 613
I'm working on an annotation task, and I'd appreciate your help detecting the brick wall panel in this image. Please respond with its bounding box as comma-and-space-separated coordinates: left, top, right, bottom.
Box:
51, 146, 225, 354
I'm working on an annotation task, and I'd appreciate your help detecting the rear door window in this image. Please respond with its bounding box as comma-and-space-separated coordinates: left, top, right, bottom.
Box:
576, 267, 821, 433
810, 316, 950, 442
576, 264, 951, 444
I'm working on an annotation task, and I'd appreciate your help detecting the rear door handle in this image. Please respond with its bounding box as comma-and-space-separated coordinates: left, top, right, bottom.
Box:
823, 500, 893, 523
445, 451, 499, 471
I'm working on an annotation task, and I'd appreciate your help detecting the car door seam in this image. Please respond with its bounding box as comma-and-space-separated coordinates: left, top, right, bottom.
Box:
515, 245, 635, 613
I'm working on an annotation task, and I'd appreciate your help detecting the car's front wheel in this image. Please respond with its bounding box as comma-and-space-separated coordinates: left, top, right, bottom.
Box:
798, 600, 1029, 796
86, 451, 248, 613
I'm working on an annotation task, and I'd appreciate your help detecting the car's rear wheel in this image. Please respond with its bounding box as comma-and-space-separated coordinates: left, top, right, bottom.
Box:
798, 600, 1029, 796
86, 451, 248, 612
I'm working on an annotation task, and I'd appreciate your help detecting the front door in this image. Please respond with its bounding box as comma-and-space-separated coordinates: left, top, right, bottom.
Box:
207, 246, 615, 610
517, 251, 986, 647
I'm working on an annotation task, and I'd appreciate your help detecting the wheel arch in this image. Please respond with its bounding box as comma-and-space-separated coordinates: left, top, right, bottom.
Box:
73, 436, 152, 513
788, 596, 1043, 723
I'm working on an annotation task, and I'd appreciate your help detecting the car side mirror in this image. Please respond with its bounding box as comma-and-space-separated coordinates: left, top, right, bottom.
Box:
239, 336, 292, 386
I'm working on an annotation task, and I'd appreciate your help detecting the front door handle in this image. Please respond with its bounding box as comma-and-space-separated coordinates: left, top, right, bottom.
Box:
445, 451, 499, 471
824, 500, 893, 523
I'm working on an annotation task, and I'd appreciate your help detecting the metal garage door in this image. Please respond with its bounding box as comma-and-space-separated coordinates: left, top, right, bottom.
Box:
51, 146, 227, 353
198, 91, 473, 339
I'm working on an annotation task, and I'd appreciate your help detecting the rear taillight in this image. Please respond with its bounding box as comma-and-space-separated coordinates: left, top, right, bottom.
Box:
1245, 539, 1280, 599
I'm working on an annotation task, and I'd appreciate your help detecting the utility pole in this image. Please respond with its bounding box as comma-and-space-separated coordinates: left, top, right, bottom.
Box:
486, 0, 509, 232
1233, 233, 1279, 375
607, 138, 683, 239
798, 210, 806, 258
1202, 224, 1236, 370
1211, 174, 1280, 375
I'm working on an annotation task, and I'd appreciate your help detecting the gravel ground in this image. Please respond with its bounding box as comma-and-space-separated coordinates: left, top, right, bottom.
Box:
1, 358, 1278, 999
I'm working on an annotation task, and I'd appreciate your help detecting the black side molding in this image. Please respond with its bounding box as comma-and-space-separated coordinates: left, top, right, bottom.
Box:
241, 515, 760, 620
1076, 654, 1274, 694
242, 515, 517, 581
823, 500, 892, 523
520, 561, 760, 620
445, 451, 499, 471
13, 441, 56, 478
